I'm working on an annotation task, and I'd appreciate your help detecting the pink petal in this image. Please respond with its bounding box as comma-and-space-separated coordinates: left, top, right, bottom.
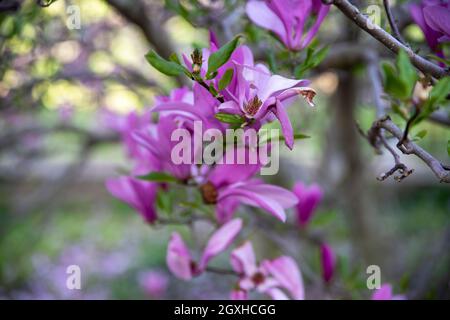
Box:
230, 241, 258, 276
263, 256, 304, 300
246, 1, 288, 47
371, 284, 393, 300
105, 177, 157, 223
320, 243, 336, 283
293, 182, 323, 226
273, 99, 294, 150
166, 233, 194, 280
199, 218, 243, 270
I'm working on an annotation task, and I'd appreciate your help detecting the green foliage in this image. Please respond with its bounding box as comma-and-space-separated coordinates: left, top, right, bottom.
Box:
381, 50, 418, 101
294, 45, 329, 78
214, 112, 246, 125
218, 68, 234, 90
207, 35, 242, 78
145, 50, 188, 77
137, 171, 179, 183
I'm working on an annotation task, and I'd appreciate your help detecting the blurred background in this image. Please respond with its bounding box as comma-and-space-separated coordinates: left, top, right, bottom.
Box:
0, 0, 449, 299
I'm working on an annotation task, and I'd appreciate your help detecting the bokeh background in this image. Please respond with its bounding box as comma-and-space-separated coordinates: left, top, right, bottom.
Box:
0, 0, 449, 299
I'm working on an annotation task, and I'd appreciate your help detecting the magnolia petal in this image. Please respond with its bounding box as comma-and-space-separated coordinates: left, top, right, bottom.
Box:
166, 233, 194, 281
230, 241, 258, 276
273, 99, 294, 150
199, 218, 243, 270
263, 256, 305, 300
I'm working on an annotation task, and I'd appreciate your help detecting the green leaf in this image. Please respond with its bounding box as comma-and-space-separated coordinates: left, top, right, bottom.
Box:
145, 50, 186, 76
397, 49, 418, 98
169, 53, 181, 64
207, 35, 242, 76
447, 140, 450, 157
412, 129, 427, 141
214, 112, 246, 125
218, 68, 234, 90
382, 62, 408, 99
137, 171, 179, 183
416, 77, 450, 123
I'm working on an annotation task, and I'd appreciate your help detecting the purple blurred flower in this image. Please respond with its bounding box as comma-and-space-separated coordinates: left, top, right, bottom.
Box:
292, 182, 322, 227
200, 160, 298, 222
230, 241, 304, 300
105, 177, 158, 223
410, 0, 450, 55
58, 104, 74, 123
371, 283, 406, 300
246, 0, 330, 51
320, 243, 335, 283
166, 218, 243, 280
219, 62, 315, 149
133, 116, 193, 181
139, 271, 169, 299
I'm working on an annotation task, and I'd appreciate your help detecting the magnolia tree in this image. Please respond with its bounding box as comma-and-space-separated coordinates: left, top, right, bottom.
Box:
1, 0, 449, 300
102, 0, 449, 300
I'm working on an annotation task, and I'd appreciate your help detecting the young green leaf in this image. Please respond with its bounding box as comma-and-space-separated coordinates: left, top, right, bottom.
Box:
145, 50, 186, 77
137, 171, 179, 183
207, 35, 242, 77
214, 112, 246, 125
447, 140, 450, 157
218, 68, 234, 90
397, 49, 418, 98
169, 53, 181, 65
412, 129, 427, 141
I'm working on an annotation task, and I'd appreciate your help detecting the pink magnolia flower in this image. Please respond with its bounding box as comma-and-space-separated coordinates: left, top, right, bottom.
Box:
100, 108, 151, 159
230, 241, 304, 300
133, 116, 193, 181
139, 270, 169, 299
199, 160, 298, 223
219, 62, 315, 149
292, 182, 322, 227
410, 0, 450, 56
371, 283, 406, 300
166, 218, 243, 280
246, 0, 330, 51
105, 177, 158, 223
320, 243, 335, 283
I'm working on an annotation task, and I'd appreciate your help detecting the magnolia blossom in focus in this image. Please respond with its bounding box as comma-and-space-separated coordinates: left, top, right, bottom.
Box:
199, 160, 298, 223
230, 241, 304, 300
246, 0, 330, 51
166, 218, 242, 280
218, 62, 316, 149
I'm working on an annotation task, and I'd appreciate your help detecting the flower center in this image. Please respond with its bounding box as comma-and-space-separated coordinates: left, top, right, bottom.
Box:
251, 272, 265, 285
199, 181, 218, 204
243, 96, 262, 117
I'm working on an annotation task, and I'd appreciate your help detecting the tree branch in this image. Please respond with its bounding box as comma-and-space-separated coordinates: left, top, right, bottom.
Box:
323, 0, 449, 79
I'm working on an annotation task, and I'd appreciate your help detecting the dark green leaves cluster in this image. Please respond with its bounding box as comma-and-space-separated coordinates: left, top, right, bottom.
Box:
382, 50, 418, 101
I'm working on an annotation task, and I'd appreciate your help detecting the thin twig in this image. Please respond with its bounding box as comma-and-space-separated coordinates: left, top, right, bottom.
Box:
382, 0, 406, 45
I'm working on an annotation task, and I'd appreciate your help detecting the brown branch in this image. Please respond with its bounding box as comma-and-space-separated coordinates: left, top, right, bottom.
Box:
371, 116, 450, 183
382, 0, 406, 45
323, 0, 449, 79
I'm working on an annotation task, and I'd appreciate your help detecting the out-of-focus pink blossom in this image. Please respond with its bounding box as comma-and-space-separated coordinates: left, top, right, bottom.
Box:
292, 182, 322, 227
320, 243, 335, 283
246, 0, 330, 51
410, 0, 450, 56
105, 177, 158, 223
230, 241, 304, 300
166, 218, 243, 280
371, 283, 406, 300
139, 271, 169, 299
